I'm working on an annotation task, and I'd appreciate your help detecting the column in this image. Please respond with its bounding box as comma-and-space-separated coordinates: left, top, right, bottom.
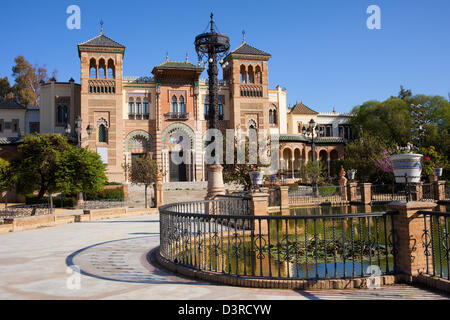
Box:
387, 201, 438, 278
279, 186, 289, 215
360, 183, 372, 205
291, 158, 295, 179
250, 191, 270, 235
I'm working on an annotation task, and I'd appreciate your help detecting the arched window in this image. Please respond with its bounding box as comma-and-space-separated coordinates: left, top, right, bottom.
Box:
248, 65, 254, 83
89, 58, 97, 78
129, 97, 135, 117
269, 105, 277, 125
218, 100, 223, 119
98, 124, 107, 143
255, 66, 262, 84
98, 59, 106, 79
143, 98, 149, 118
171, 96, 178, 113
107, 59, 115, 79
179, 96, 185, 114
248, 119, 257, 130
57, 106, 63, 124
63, 105, 69, 123
240, 65, 247, 83
136, 98, 142, 115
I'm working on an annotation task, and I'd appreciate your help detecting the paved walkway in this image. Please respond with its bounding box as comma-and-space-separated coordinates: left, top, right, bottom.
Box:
0, 214, 448, 300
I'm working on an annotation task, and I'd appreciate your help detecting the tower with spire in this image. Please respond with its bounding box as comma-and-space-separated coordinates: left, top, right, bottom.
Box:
77, 24, 126, 182
222, 32, 272, 131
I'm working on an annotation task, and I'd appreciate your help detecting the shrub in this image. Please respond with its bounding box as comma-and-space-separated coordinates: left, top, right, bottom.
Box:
25, 195, 77, 208
288, 183, 299, 192
85, 188, 124, 201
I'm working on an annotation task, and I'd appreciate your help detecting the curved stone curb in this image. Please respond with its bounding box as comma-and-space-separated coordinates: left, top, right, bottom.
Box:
153, 247, 398, 290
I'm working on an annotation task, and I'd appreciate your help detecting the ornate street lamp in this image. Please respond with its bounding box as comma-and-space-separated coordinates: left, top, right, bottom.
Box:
302, 119, 322, 195
195, 13, 230, 198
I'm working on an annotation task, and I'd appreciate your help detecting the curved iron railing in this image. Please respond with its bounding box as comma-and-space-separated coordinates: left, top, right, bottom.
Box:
419, 211, 450, 280
159, 197, 396, 280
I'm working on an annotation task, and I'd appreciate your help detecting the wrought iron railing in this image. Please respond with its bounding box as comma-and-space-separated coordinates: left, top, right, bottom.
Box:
419, 211, 450, 280
371, 184, 407, 203
159, 198, 396, 280
0, 204, 51, 218
268, 188, 280, 207
422, 183, 434, 201
164, 112, 190, 120
289, 185, 347, 206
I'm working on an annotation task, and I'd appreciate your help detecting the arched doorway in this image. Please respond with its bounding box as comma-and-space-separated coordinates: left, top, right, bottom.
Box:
162, 123, 195, 183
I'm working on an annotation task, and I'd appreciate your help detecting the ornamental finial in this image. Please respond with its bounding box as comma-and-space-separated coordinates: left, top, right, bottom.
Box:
100, 20, 104, 34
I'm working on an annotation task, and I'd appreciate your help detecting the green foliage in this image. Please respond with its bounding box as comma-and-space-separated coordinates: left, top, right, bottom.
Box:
420, 146, 448, 176
288, 183, 299, 192
85, 188, 124, 201
128, 156, 158, 186
11, 134, 107, 211
351, 87, 450, 164
60, 146, 107, 194
0, 158, 12, 193
25, 195, 77, 208
0, 77, 12, 99
11, 56, 57, 106
302, 160, 326, 184
341, 134, 393, 183
126, 156, 158, 208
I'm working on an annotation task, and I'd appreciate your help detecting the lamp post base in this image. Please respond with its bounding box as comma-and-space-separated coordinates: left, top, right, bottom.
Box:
206, 164, 226, 199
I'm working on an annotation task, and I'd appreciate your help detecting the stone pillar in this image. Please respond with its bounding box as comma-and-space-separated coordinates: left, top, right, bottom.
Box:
122, 184, 129, 202
432, 181, 446, 201
279, 186, 289, 215
154, 171, 164, 208
250, 191, 269, 235
411, 183, 423, 201
347, 182, 358, 203
360, 183, 372, 205
206, 165, 225, 199
388, 201, 438, 278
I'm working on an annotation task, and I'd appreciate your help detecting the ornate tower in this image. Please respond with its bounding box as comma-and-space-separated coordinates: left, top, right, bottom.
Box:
223, 37, 271, 131
78, 27, 126, 182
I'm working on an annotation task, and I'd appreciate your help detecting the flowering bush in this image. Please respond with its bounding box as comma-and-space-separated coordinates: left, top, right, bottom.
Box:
420, 146, 447, 176
372, 150, 393, 173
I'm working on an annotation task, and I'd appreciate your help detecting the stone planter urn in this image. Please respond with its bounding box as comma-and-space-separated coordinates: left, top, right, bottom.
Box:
249, 171, 264, 186
347, 170, 356, 181
390, 153, 423, 183
434, 167, 443, 177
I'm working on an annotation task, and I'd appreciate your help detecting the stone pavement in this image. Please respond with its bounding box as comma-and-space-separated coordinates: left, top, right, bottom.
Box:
0, 214, 448, 300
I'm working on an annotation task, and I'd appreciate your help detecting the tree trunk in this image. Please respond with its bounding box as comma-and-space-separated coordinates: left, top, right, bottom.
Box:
145, 185, 148, 209
32, 187, 47, 216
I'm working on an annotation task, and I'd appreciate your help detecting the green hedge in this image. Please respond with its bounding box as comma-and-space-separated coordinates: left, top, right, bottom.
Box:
25, 195, 77, 208
85, 188, 124, 201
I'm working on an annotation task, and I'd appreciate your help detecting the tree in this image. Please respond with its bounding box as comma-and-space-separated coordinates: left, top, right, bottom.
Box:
0, 158, 13, 209
0, 77, 12, 99
341, 134, 393, 183
11, 134, 107, 214
60, 146, 107, 195
222, 134, 270, 191
351, 88, 450, 166
11, 56, 57, 106
128, 156, 158, 208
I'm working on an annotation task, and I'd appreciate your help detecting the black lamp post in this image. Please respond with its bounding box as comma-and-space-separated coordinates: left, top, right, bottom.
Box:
195, 14, 230, 198
302, 119, 322, 195
195, 13, 230, 132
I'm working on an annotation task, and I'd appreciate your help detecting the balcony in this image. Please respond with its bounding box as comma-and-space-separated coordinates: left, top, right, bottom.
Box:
165, 112, 190, 121
128, 113, 150, 120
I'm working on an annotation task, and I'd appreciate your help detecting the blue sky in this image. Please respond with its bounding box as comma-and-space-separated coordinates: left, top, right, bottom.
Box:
0, 0, 449, 112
